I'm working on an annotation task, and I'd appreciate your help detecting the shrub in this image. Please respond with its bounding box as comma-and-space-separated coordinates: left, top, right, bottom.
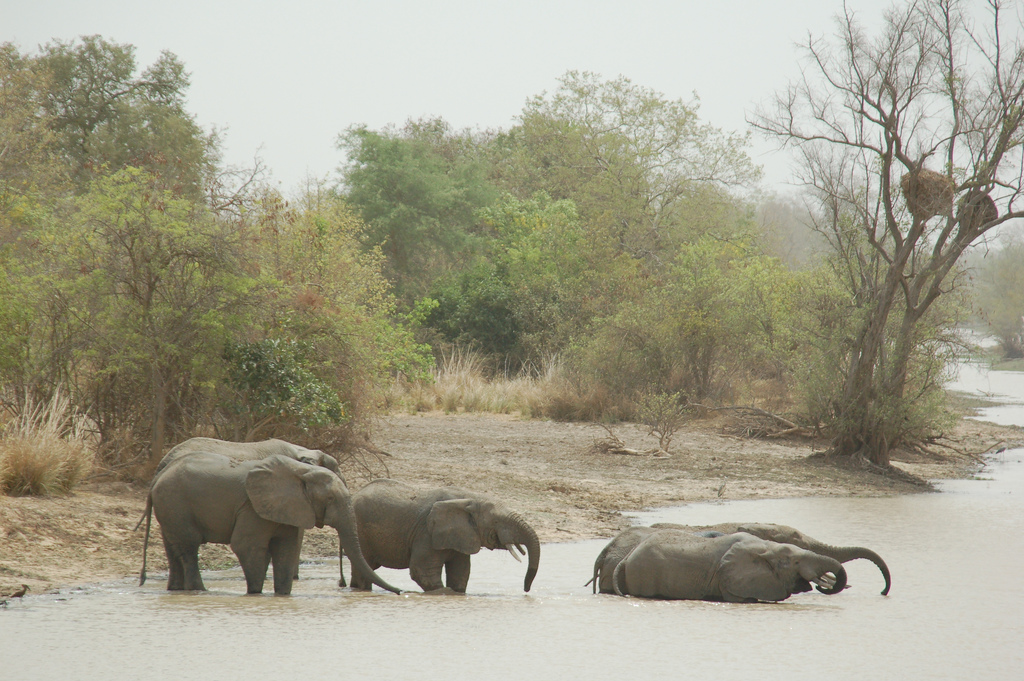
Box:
0, 391, 95, 496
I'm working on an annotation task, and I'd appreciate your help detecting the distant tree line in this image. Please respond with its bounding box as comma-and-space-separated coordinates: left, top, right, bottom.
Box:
4, 0, 1024, 477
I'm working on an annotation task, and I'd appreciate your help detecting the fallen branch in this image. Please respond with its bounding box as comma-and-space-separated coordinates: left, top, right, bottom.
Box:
706, 405, 814, 439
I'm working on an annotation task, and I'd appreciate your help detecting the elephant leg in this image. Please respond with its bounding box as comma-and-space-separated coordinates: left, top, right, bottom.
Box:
162, 535, 186, 590
231, 539, 271, 594
294, 528, 304, 581
164, 534, 205, 591
182, 550, 205, 591
444, 553, 471, 593
241, 552, 270, 594
269, 534, 300, 595
409, 546, 447, 592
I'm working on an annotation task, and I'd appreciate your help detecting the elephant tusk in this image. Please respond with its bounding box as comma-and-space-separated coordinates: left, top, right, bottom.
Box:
504, 543, 523, 562
813, 574, 836, 589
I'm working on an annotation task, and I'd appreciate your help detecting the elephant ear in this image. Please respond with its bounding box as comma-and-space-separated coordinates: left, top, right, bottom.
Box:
245, 455, 317, 529
427, 499, 482, 555
718, 537, 791, 603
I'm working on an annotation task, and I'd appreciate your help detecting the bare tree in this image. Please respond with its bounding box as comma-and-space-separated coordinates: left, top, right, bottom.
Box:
750, 0, 1024, 466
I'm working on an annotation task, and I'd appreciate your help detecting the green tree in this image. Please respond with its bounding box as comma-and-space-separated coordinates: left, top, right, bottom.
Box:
973, 239, 1024, 358
35, 35, 214, 195
54, 167, 252, 464
243, 181, 432, 440
750, 0, 1023, 466
503, 71, 760, 267
426, 193, 640, 366
580, 239, 750, 404
337, 117, 497, 303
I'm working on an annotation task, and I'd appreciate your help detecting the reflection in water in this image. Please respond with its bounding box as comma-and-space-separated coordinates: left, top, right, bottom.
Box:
2, 365, 1022, 680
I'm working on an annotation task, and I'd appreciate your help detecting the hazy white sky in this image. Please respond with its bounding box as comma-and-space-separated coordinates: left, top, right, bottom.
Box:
4, 0, 895, 194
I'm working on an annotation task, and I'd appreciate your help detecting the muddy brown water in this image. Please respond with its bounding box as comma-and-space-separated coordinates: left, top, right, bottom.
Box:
1, 363, 1022, 680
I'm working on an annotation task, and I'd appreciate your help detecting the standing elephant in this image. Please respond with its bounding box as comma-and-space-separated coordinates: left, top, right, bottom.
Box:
151, 436, 342, 479
141, 452, 402, 595
349, 479, 540, 593
612, 528, 847, 602
138, 437, 345, 585
590, 522, 890, 595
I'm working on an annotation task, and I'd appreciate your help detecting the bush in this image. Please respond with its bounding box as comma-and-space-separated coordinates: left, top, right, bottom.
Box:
0, 391, 95, 496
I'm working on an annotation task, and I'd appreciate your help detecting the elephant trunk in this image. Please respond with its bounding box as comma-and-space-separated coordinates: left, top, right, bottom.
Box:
814, 558, 848, 595
501, 512, 541, 592
810, 542, 890, 595
329, 500, 403, 594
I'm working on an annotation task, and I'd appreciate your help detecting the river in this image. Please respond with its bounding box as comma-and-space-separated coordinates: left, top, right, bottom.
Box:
1, 362, 1021, 680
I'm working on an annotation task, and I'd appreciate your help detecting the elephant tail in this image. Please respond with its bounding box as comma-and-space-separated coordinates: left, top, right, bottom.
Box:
588, 543, 611, 593
137, 494, 153, 586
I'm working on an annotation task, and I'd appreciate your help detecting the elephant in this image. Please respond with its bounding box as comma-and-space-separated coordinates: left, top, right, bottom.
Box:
139, 451, 402, 595
611, 528, 848, 602
150, 436, 342, 479
589, 522, 890, 595
137, 437, 345, 585
348, 479, 540, 593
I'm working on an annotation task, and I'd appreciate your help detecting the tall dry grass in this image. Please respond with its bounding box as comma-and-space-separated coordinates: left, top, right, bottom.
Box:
0, 390, 96, 496
387, 348, 631, 420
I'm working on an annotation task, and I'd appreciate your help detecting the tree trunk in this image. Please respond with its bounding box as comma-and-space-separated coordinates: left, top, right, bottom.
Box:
150, 362, 166, 466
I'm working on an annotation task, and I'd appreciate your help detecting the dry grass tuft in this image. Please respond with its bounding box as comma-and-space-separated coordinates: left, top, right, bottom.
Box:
0, 391, 95, 496
387, 348, 623, 420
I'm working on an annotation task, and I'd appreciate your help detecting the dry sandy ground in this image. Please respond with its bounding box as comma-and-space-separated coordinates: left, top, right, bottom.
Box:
1, 411, 1019, 597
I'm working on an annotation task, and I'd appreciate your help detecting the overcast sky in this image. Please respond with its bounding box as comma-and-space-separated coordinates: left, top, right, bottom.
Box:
5, 0, 895, 194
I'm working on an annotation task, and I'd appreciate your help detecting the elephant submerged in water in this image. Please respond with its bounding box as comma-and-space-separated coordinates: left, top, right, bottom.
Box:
139, 451, 402, 595
138, 437, 346, 585
610, 528, 847, 602
590, 522, 890, 596
348, 479, 541, 593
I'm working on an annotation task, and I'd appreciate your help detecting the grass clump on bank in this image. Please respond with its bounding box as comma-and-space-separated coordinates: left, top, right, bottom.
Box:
387, 348, 636, 422
0, 392, 95, 496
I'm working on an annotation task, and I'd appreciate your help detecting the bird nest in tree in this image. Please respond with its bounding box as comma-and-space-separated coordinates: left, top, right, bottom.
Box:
900, 169, 953, 220
957, 191, 998, 231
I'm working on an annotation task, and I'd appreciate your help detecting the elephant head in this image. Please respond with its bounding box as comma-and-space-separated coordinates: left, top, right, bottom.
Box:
729, 523, 890, 595
245, 455, 402, 594
426, 497, 541, 592
718, 536, 848, 602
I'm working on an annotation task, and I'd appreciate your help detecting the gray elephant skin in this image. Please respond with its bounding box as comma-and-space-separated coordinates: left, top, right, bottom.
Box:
139, 451, 402, 595
349, 479, 540, 593
150, 436, 343, 479
138, 437, 346, 586
591, 522, 890, 596
610, 528, 848, 602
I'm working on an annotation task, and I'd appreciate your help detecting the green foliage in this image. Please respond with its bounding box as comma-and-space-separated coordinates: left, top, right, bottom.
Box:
224, 338, 345, 429
973, 240, 1024, 358
338, 118, 498, 302
636, 390, 690, 452
504, 71, 760, 267
34, 35, 213, 194
51, 166, 251, 453
578, 239, 737, 403
426, 262, 520, 359
245, 184, 433, 436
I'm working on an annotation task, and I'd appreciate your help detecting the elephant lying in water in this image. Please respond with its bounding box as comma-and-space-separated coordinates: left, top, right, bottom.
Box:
141, 451, 402, 595
610, 528, 847, 602
348, 479, 540, 593
590, 522, 890, 596
138, 437, 346, 586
